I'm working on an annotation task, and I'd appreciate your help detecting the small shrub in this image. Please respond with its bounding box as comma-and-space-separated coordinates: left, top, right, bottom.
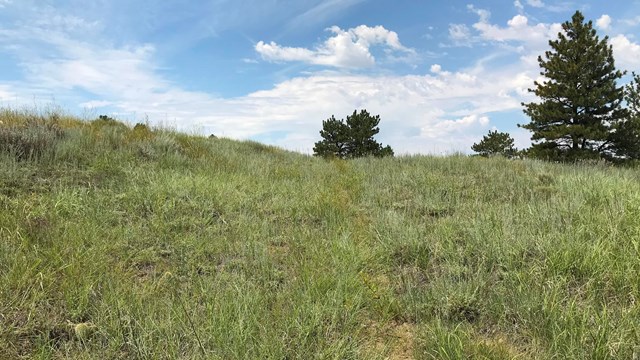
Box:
128, 123, 154, 142
90, 115, 129, 134
471, 130, 516, 157
133, 123, 150, 132
92, 115, 120, 127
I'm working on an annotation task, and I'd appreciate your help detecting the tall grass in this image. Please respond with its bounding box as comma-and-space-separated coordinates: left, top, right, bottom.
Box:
0, 108, 639, 359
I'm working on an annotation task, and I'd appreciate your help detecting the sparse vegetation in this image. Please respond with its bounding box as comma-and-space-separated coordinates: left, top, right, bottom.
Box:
1, 108, 639, 359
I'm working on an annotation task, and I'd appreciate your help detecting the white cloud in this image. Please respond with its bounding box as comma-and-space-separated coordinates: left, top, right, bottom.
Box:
514, 0, 524, 11
0, 0, 11, 8
508, 15, 529, 28
21, 44, 163, 99
526, 0, 544, 7
34, 14, 100, 33
255, 25, 414, 68
13, 47, 532, 153
621, 16, 640, 27
467, 5, 491, 23
443, 6, 564, 52
255, 42, 318, 63
449, 24, 472, 41
422, 114, 489, 139
515, 0, 569, 12
596, 15, 612, 30
79, 100, 113, 108
0, 6, 540, 154
610, 34, 640, 70
0, 85, 16, 102
470, 11, 563, 50
449, 8, 562, 50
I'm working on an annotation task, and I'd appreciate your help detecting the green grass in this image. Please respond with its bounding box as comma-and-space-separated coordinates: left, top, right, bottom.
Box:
1, 108, 639, 359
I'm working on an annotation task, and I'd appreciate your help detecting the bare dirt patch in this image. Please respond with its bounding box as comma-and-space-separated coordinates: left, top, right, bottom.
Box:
362, 320, 416, 360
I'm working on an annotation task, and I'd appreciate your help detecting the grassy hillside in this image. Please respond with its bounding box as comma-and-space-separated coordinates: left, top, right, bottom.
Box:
1, 108, 639, 359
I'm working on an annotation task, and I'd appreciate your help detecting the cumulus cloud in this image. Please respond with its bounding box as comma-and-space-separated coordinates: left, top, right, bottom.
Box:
471, 11, 563, 48
9, 43, 531, 153
508, 15, 529, 28
255, 42, 318, 63
596, 15, 612, 30
610, 34, 640, 70
255, 25, 415, 68
232, 70, 522, 153
0, 6, 540, 154
422, 114, 489, 139
443, 6, 564, 51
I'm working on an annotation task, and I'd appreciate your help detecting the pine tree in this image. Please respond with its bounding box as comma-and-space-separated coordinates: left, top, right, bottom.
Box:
471, 130, 516, 157
520, 11, 626, 161
312, 115, 350, 159
612, 73, 640, 160
313, 110, 394, 159
345, 110, 385, 158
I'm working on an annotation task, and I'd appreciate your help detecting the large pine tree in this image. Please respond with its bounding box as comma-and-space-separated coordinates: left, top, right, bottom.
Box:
520, 11, 627, 160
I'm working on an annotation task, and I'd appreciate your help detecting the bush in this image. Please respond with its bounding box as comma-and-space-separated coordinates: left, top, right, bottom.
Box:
90, 115, 129, 135
92, 115, 122, 127
471, 130, 516, 158
313, 109, 394, 159
128, 123, 154, 142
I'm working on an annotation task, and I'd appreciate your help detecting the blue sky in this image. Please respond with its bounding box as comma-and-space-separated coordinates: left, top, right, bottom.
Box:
1, 1, 640, 154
